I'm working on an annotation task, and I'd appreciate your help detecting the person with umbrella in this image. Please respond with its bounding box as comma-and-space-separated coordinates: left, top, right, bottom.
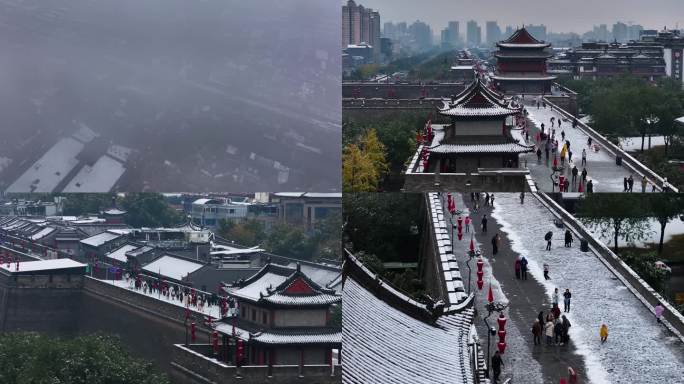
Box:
545, 231, 553, 251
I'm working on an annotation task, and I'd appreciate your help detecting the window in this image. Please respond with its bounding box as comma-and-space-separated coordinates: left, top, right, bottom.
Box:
251, 309, 256, 321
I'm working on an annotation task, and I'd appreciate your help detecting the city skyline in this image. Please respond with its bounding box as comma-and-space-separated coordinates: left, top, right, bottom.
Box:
356, 0, 683, 35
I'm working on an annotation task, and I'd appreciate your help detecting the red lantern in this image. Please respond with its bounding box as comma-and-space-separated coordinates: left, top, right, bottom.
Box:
498, 329, 507, 343
487, 284, 494, 303
497, 313, 507, 329
469, 237, 475, 253
476, 258, 484, 272
236, 339, 245, 366
497, 341, 507, 353
553, 156, 558, 169
212, 331, 219, 354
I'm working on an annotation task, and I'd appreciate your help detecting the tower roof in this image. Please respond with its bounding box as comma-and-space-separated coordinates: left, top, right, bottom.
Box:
439, 78, 521, 118
497, 27, 550, 48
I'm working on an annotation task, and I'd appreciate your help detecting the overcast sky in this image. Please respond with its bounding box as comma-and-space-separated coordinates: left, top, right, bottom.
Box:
352, 0, 683, 34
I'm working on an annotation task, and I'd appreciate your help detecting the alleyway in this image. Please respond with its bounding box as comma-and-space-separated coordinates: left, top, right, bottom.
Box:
519, 100, 653, 193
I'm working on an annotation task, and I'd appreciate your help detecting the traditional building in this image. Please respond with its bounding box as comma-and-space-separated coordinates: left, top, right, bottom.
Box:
215, 263, 341, 367
492, 27, 556, 94
425, 78, 533, 173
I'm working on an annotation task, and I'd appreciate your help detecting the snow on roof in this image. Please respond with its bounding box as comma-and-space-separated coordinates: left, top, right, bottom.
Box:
30, 227, 56, 241
79, 231, 122, 247
104, 208, 126, 215
210, 246, 264, 256
343, 277, 475, 384
229, 272, 289, 301
302, 192, 342, 198
107, 228, 133, 235
0, 258, 85, 273
250, 329, 341, 345
143, 255, 204, 281
675, 116, 684, 125
192, 198, 219, 205
274, 192, 305, 197
62, 155, 125, 193
6, 137, 85, 193
430, 142, 534, 154
440, 79, 520, 118
106, 244, 139, 262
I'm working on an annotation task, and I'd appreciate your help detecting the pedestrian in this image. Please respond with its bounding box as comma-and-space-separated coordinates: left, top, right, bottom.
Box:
471, 192, 475, 202
552, 304, 561, 320
485, 192, 490, 207
532, 319, 542, 345
587, 137, 593, 147
587, 179, 594, 193
541, 122, 545, 134
564, 229, 573, 247
551, 116, 555, 127
572, 117, 578, 128
571, 165, 578, 184
628, 175, 634, 192
641, 176, 648, 193
465, 216, 471, 233
515, 257, 521, 279
568, 150, 573, 163
581, 148, 587, 166
561, 315, 572, 344
623, 177, 628, 192
536, 147, 542, 161
558, 119, 562, 129
543, 263, 550, 280
491, 234, 500, 255
545, 231, 552, 251
545, 319, 555, 345
655, 304, 664, 323
600, 324, 609, 343
482, 215, 488, 233
520, 256, 529, 280
538, 311, 545, 325
563, 289, 572, 312
554, 318, 564, 344
563, 178, 569, 193
491, 194, 495, 206
561, 130, 565, 141
552, 288, 560, 307
491, 350, 504, 383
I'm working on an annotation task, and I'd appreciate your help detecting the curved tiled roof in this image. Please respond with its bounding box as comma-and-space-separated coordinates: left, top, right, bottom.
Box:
497, 27, 550, 48
439, 78, 520, 118
251, 328, 341, 345
430, 142, 534, 154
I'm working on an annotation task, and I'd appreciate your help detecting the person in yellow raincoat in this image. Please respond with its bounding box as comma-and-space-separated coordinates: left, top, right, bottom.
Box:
560, 143, 567, 165
599, 324, 608, 343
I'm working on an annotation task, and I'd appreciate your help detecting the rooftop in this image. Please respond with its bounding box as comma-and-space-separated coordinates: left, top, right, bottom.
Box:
0, 258, 86, 274
142, 255, 204, 281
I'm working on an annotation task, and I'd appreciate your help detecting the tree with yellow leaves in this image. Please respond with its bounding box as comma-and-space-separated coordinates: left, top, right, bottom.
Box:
342, 129, 389, 192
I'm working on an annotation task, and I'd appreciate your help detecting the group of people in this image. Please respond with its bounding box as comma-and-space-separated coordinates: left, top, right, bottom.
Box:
125, 274, 238, 317
622, 174, 651, 193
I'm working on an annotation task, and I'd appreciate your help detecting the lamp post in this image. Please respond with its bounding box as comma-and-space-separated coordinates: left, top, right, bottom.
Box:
483, 301, 509, 378
646, 114, 659, 151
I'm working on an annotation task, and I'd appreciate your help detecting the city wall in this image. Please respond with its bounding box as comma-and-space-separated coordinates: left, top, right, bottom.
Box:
342, 83, 466, 99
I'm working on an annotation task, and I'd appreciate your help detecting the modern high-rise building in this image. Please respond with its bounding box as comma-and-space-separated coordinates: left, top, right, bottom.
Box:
525, 24, 547, 42
466, 20, 482, 47
441, 21, 460, 49
613, 22, 628, 42
486, 21, 502, 45
342, 0, 381, 62
409, 20, 433, 52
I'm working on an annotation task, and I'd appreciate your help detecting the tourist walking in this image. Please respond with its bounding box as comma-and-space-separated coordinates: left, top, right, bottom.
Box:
491, 351, 504, 383
520, 256, 529, 280
581, 148, 587, 166
538, 311, 545, 325
482, 215, 488, 233
545, 320, 555, 345
543, 263, 550, 280
587, 137, 593, 147
490, 194, 495, 206
520, 192, 525, 204
600, 324, 609, 343
623, 177, 628, 192
561, 315, 572, 344
551, 304, 561, 320
655, 304, 664, 323
628, 175, 634, 192
552, 288, 560, 307
545, 231, 553, 251
571, 166, 578, 184
587, 179, 594, 193
641, 176, 648, 193
515, 257, 521, 279
465, 216, 471, 233
554, 318, 564, 344
537, 147, 542, 161
532, 319, 542, 345
564, 229, 573, 247
581, 167, 588, 182
563, 289, 572, 312
491, 234, 500, 255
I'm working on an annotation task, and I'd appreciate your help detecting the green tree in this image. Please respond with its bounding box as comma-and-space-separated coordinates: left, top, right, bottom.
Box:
120, 193, 183, 228
646, 195, 684, 254
577, 194, 651, 252
221, 219, 266, 247
62, 194, 116, 216
0, 333, 168, 384
620, 251, 670, 293
266, 223, 316, 260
